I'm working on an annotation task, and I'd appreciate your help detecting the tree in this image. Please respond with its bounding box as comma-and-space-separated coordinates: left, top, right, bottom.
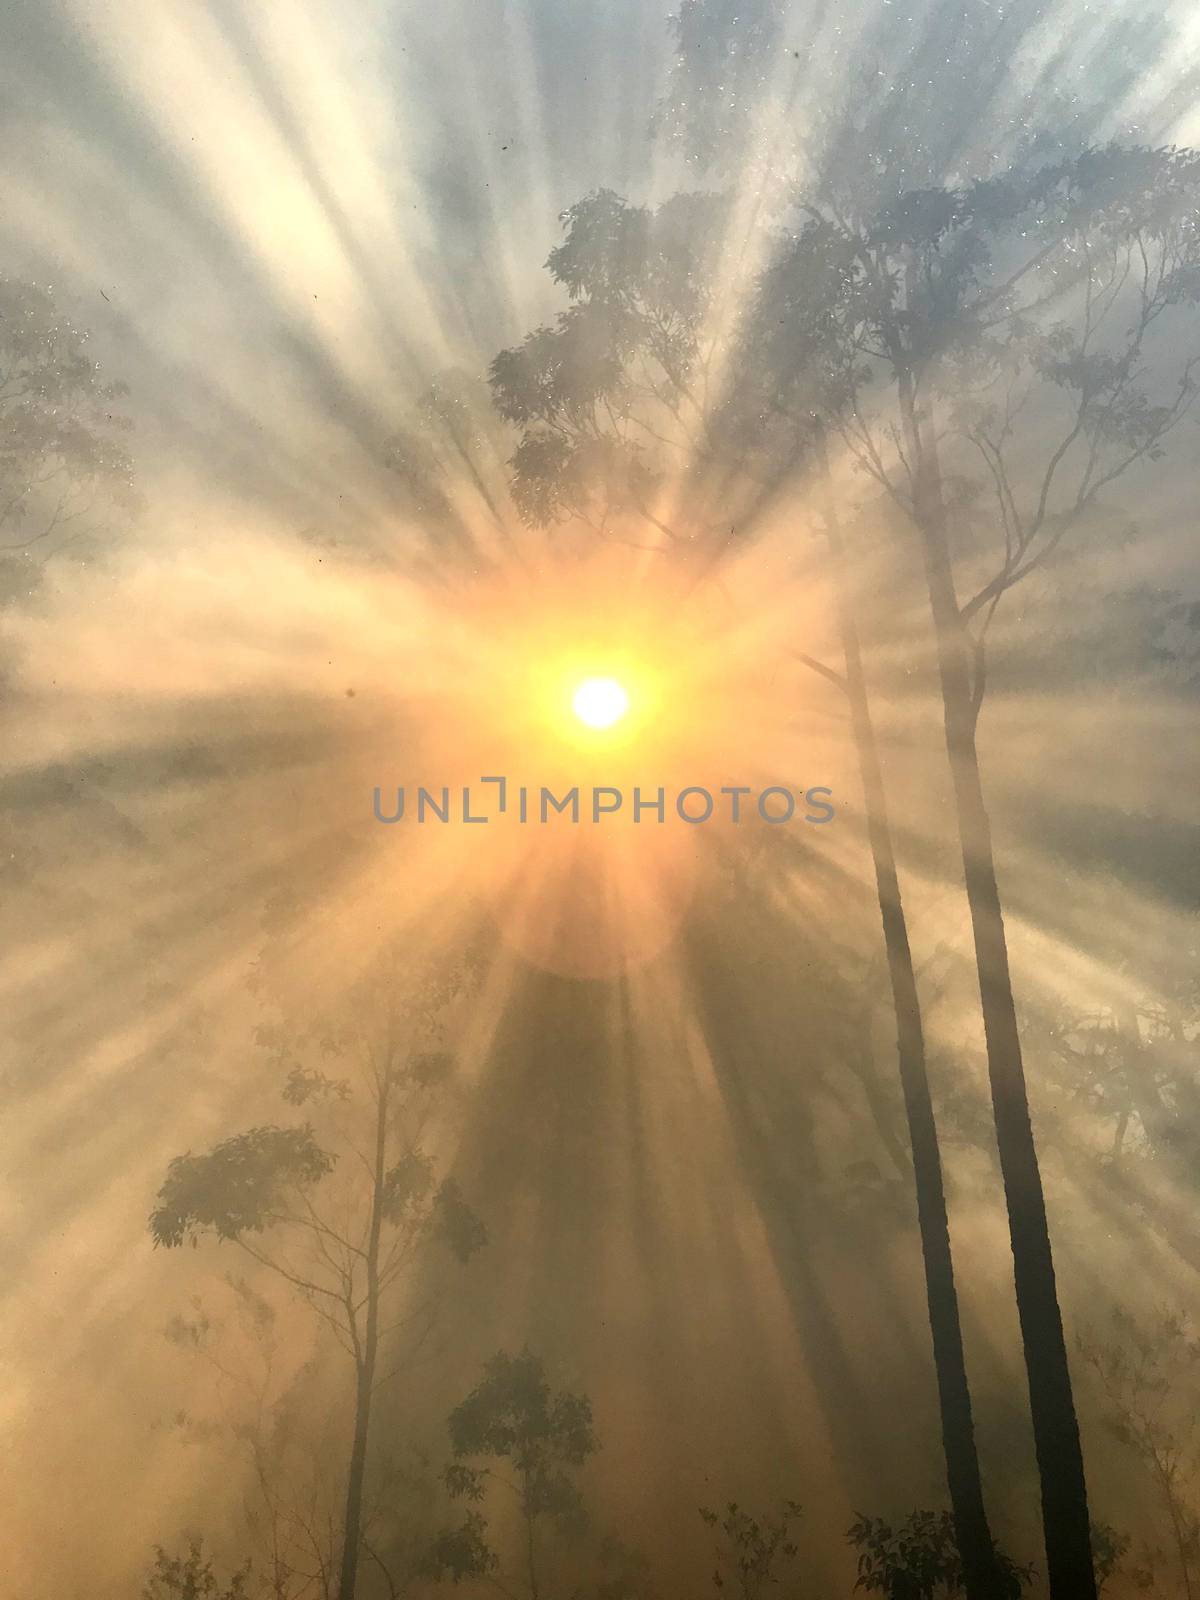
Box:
653, 7, 1199, 1578
730, 225, 1017, 1600
1039, 982, 1200, 1174
0, 276, 137, 595
142, 1540, 252, 1600
758, 143, 1200, 1597
150, 959, 487, 1600
159, 1272, 411, 1600
428, 1349, 612, 1600
699, 1499, 804, 1598
488, 187, 735, 548
848, 1510, 1031, 1600
490, 188, 1008, 1600
1081, 1307, 1200, 1599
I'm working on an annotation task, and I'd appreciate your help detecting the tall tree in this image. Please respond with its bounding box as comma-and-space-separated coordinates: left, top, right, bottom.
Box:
758, 142, 1200, 1596
150, 959, 487, 1600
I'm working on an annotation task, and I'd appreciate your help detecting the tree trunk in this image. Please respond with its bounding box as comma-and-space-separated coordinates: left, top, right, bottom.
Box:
819, 457, 1006, 1600
898, 378, 1097, 1600
522, 1468, 541, 1600
338, 1078, 389, 1600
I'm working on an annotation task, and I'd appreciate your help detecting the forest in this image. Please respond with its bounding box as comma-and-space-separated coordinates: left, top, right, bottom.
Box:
1, 0, 1198, 1597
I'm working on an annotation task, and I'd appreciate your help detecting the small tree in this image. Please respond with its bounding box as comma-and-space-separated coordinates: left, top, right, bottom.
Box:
428, 1350, 601, 1600
150, 960, 487, 1600
1081, 1307, 1200, 1599
849, 1511, 1031, 1600
1088, 1524, 1147, 1595
700, 1499, 804, 1598
142, 1540, 252, 1600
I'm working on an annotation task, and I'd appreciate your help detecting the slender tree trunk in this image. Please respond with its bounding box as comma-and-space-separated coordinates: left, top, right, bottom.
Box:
338, 1077, 389, 1600
818, 449, 1005, 1600
897, 374, 1097, 1600
521, 1466, 541, 1600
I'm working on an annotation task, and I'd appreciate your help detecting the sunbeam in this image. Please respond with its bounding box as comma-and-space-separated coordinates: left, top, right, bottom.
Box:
2, 1, 1200, 1597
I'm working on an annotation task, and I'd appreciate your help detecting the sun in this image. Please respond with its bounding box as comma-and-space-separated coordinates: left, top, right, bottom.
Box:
572, 675, 630, 730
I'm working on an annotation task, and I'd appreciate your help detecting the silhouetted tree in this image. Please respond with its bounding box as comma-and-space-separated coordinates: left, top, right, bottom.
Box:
150, 959, 487, 1600
731, 237, 1012, 1600
758, 143, 1200, 1597
848, 1511, 1031, 1600
657, 0, 1200, 1577
700, 1499, 804, 1597
426, 1350, 641, 1600
488, 187, 736, 548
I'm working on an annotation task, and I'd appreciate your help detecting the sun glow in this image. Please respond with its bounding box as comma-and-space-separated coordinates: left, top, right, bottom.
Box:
572, 675, 630, 730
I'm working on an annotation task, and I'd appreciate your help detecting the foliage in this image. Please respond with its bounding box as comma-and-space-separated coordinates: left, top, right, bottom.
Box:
435, 1176, 491, 1263
1087, 1522, 1149, 1594
699, 1499, 803, 1597
490, 144, 1200, 666
488, 188, 730, 538
1081, 1307, 1200, 1596
430, 1350, 603, 1597
151, 957, 487, 1600
421, 1510, 499, 1585
446, 1348, 597, 1526
744, 145, 1200, 645
149, 1126, 335, 1248
657, 0, 781, 172
1033, 979, 1200, 1172
141, 1540, 251, 1600
848, 1511, 1031, 1599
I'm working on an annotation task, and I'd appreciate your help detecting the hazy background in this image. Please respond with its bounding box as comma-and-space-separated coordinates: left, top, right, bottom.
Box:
2, 2, 1199, 1596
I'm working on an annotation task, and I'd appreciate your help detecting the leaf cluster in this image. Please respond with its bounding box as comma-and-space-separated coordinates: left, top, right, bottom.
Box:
700, 1498, 803, 1597
848, 1510, 1030, 1599
149, 1126, 335, 1247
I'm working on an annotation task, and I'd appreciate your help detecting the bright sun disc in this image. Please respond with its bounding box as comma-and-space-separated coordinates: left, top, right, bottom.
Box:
572, 676, 629, 729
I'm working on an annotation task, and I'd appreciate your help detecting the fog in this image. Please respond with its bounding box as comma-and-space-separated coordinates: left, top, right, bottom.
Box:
2, 3, 1199, 1597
